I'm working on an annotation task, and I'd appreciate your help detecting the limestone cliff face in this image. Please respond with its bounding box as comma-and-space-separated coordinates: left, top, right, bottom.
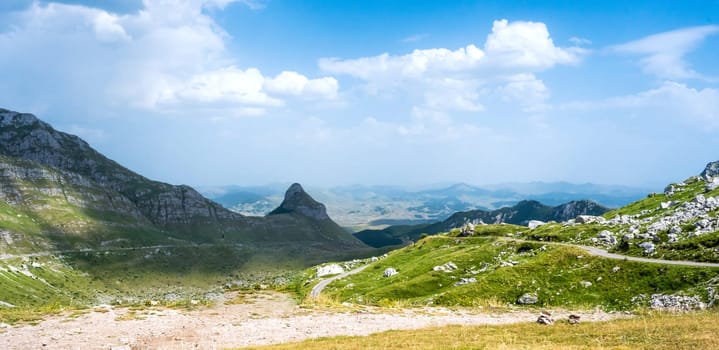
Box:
268, 183, 331, 220
0, 109, 240, 228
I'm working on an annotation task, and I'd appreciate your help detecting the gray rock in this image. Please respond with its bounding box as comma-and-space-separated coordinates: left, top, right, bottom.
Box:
433, 262, 458, 272
316, 264, 344, 278
575, 215, 606, 224
650, 294, 707, 311
638, 241, 655, 254
622, 233, 635, 242
528, 220, 546, 229
454, 277, 477, 286
701, 161, 719, 179
517, 293, 538, 305
597, 230, 616, 245
383, 268, 398, 277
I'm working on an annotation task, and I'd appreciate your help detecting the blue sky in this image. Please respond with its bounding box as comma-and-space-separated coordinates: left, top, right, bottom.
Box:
1, 0, 718, 188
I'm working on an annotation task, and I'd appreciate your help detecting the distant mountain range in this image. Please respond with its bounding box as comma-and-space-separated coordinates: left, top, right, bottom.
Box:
353, 199, 610, 247
201, 181, 648, 230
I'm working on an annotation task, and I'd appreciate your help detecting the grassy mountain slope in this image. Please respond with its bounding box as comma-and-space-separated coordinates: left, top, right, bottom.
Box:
309, 232, 719, 310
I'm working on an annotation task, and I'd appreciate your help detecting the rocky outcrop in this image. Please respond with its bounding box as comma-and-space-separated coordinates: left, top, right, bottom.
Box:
701, 160, 719, 179
268, 183, 330, 220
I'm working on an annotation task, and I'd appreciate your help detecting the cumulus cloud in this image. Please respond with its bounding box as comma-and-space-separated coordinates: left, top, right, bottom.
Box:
264, 71, 339, 99
320, 19, 584, 115
321, 19, 584, 79
611, 25, 719, 80
0, 0, 334, 115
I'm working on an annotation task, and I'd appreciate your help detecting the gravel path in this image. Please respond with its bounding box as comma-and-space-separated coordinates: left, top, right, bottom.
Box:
502, 238, 719, 268
310, 265, 369, 298
0, 292, 628, 350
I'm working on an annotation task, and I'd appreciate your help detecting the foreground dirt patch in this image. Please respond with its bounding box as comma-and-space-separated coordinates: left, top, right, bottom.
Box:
0, 292, 628, 350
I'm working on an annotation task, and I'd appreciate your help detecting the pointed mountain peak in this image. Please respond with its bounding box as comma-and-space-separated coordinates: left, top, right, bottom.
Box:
268, 183, 330, 220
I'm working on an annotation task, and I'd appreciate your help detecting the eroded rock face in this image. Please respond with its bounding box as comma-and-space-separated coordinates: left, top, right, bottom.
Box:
0, 109, 241, 228
268, 183, 330, 221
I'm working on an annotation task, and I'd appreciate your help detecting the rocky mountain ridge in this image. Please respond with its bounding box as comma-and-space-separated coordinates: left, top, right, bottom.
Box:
354, 199, 609, 247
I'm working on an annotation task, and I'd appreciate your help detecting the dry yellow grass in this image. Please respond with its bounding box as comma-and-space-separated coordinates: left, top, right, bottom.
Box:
239, 312, 719, 350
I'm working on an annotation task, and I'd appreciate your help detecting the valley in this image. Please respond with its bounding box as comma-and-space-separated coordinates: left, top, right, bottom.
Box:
2, 109, 719, 349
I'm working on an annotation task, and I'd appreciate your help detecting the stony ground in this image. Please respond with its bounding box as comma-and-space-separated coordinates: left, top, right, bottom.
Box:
0, 292, 629, 350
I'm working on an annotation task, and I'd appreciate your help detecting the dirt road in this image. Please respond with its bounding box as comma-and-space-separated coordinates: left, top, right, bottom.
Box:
0, 292, 626, 350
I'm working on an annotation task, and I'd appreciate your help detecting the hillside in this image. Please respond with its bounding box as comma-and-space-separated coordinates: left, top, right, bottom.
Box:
303, 160, 719, 310
354, 199, 609, 247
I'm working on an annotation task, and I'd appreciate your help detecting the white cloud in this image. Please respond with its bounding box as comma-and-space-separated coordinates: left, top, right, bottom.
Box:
265, 71, 339, 99
0, 0, 333, 115
319, 19, 583, 116
611, 25, 719, 80
484, 19, 585, 69
562, 81, 719, 129
321, 19, 584, 79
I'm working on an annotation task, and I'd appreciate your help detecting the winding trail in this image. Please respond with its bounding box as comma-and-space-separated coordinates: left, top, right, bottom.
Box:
310, 264, 370, 298
308, 237, 719, 299
503, 238, 719, 268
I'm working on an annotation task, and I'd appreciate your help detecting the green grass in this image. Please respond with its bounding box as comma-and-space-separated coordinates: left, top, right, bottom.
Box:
314, 235, 719, 310
239, 312, 719, 350
605, 177, 719, 219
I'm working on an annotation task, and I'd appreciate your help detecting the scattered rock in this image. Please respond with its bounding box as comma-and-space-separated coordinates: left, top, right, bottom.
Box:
316, 264, 344, 278
383, 268, 398, 277
649, 294, 707, 311
597, 230, 617, 245
517, 293, 538, 305
454, 277, 476, 286
575, 215, 606, 224
568, 314, 581, 325
432, 262, 458, 272
638, 241, 655, 254
528, 220, 546, 229
536, 310, 554, 325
